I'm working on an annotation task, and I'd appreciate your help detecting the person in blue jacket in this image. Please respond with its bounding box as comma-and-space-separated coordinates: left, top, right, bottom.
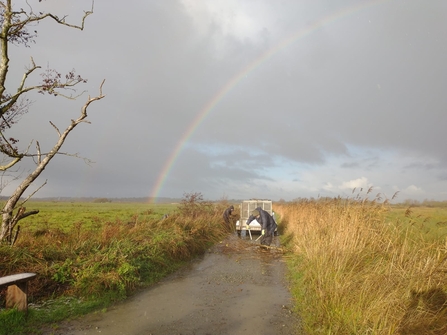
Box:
246, 207, 277, 246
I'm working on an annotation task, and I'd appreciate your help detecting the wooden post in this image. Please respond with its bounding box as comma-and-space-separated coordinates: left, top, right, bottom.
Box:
0, 273, 36, 312
6, 282, 29, 311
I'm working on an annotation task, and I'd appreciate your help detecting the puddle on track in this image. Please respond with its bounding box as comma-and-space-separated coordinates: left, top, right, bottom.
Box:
44, 234, 302, 335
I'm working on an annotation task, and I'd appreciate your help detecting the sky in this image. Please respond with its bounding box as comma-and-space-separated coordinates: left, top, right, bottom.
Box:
2, 0, 447, 203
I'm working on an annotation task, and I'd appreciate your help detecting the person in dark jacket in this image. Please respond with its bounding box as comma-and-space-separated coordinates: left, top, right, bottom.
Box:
246, 207, 277, 246
223, 205, 234, 227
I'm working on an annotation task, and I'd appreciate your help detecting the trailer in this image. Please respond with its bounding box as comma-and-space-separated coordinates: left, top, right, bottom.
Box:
235, 199, 274, 234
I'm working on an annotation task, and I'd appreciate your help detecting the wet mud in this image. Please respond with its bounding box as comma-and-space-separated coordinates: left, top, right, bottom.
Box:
44, 234, 302, 335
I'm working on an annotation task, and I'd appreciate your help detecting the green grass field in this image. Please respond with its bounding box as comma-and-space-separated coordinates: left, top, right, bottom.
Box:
387, 205, 447, 226
385, 205, 447, 242
20, 201, 179, 232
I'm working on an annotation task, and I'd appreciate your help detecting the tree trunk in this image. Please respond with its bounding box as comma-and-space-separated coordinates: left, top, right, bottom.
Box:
0, 82, 105, 243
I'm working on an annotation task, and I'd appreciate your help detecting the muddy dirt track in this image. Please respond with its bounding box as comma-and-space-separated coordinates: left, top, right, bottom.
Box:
43, 234, 302, 335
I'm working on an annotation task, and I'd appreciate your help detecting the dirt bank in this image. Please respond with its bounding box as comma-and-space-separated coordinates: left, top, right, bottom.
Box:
43, 234, 302, 335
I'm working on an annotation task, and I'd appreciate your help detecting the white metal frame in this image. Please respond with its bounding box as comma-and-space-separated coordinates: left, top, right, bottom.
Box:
235, 199, 273, 232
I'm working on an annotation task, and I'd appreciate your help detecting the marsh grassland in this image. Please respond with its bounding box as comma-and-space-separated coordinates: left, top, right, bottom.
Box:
2, 195, 447, 335
276, 195, 447, 335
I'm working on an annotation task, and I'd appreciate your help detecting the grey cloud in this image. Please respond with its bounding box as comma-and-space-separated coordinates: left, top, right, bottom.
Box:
2, 0, 447, 202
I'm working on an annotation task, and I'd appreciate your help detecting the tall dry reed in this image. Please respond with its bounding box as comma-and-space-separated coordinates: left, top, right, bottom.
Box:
276, 194, 447, 335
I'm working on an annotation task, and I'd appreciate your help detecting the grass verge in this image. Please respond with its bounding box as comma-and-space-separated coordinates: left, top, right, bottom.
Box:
0, 195, 230, 334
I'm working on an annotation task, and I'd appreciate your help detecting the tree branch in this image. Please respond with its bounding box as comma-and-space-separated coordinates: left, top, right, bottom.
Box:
0, 156, 21, 171
23, 1, 94, 31
17, 209, 39, 220
49, 121, 60, 136
19, 180, 47, 207
0, 130, 20, 156
36, 140, 41, 164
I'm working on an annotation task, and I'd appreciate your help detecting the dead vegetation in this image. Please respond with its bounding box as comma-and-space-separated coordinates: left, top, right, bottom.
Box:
275, 192, 447, 335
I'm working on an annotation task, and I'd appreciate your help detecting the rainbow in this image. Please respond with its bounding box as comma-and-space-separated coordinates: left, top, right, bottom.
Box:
148, 0, 390, 203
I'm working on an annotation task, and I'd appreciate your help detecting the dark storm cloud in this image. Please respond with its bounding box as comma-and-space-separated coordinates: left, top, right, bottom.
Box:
2, 0, 447, 202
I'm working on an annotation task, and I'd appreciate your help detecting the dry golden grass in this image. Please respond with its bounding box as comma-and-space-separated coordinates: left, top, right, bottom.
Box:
276, 195, 447, 335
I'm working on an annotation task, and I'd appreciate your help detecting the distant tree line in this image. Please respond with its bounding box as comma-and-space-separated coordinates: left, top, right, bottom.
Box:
400, 199, 447, 208
92, 198, 112, 203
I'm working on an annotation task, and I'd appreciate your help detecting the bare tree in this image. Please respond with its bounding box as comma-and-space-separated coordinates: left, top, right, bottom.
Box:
0, 0, 105, 245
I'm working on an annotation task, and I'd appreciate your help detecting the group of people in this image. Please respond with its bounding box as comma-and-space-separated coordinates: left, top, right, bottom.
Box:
222, 205, 277, 246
